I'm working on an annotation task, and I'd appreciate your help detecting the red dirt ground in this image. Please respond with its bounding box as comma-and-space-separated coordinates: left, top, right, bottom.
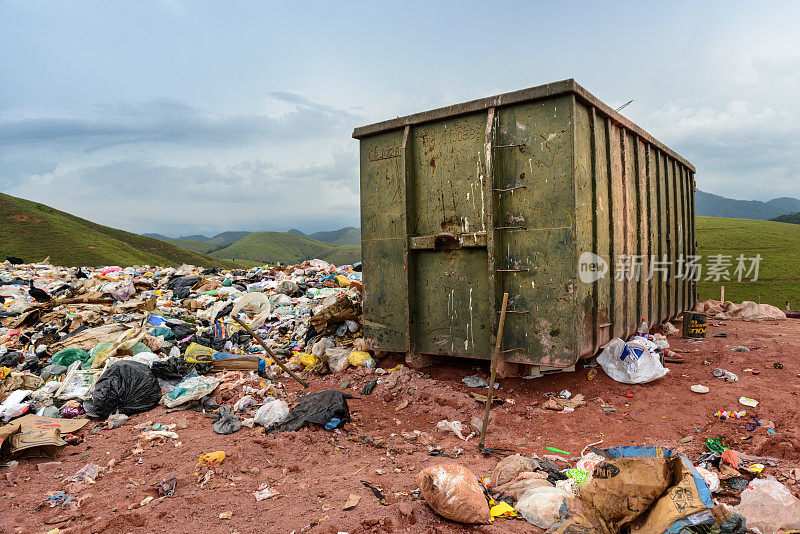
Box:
2, 319, 799, 534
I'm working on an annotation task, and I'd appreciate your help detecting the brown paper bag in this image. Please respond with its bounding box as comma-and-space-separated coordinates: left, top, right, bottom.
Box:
630, 456, 711, 534
549, 457, 672, 533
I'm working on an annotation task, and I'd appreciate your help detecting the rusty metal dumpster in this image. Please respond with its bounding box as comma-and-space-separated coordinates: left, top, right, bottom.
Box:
353, 79, 696, 371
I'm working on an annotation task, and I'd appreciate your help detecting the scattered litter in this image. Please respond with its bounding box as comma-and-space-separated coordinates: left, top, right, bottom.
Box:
343, 493, 361, 510
198, 451, 226, 465
156, 474, 177, 497
738, 396, 759, 407
713, 368, 739, 382
361, 481, 389, 506
253, 483, 279, 501
690, 384, 709, 394
461, 375, 487, 388
436, 420, 473, 441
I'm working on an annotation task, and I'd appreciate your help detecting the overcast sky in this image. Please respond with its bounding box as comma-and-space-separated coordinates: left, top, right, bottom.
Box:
2, 1, 799, 236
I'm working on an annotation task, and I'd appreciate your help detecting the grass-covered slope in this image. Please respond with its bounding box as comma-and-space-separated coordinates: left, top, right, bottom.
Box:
696, 216, 800, 309
209, 231, 361, 265
0, 192, 237, 268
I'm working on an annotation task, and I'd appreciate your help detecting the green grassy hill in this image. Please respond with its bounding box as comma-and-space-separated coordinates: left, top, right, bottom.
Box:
0, 192, 238, 268
209, 231, 361, 266
696, 216, 800, 309
160, 238, 220, 254
769, 212, 800, 225
307, 227, 361, 246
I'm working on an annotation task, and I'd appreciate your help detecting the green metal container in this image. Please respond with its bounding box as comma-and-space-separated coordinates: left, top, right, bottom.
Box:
353, 79, 696, 369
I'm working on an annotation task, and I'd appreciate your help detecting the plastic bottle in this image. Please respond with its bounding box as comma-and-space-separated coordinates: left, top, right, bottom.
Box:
637, 318, 649, 339
587, 368, 597, 381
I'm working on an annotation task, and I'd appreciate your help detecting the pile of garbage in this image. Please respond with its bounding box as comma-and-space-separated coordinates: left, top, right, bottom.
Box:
0, 257, 370, 457
419, 443, 800, 533
696, 300, 787, 321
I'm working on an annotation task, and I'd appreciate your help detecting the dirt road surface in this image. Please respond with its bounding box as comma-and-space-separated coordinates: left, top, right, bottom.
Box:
2, 319, 798, 533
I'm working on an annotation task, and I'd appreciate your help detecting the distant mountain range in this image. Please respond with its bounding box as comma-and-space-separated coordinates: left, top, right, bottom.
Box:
143, 231, 252, 245
145, 227, 362, 266
696, 190, 800, 220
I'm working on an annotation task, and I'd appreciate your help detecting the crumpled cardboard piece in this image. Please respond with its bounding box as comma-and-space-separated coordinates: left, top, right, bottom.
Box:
549, 457, 672, 533
309, 293, 357, 331
0, 414, 89, 458
629, 456, 712, 533
9, 428, 67, 459
543, 394, 586, 411
49, 323, 128, 352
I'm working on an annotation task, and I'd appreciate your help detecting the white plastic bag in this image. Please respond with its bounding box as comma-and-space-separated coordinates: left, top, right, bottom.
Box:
694, 465, 720, 493
324, 347, 352, 373
253, 399, 290, 429
436, 420, 473, 441
597, 337, 669, 384
515, 485, 571, 528
733, 475, 800, 533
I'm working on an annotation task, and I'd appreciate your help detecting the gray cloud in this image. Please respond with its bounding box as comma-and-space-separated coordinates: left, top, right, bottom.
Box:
8, 152, 359, 236
0, 95, 357, 151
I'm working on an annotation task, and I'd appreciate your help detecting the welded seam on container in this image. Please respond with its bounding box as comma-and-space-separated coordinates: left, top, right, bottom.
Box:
644, 144, 653, 326
633, 139, 643, 325
484, 108, 498, 359
589, 107, 599, 352
620, 128, 630, 335
604, 116, 615, 337
570, 95, 579, 366
400, 125, 415, 355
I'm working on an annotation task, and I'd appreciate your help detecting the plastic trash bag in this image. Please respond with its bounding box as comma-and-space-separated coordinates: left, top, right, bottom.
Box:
51, 348, 90, 367
347, 351, 374, 368
106, 413, 128, 429
213, 407, 241, 435
417, 463, 491, 524
516, 485, 571, 528
597, 338, 669, 384
90, 361, 161, 419
436, 420, 473, 441
733, 475, 800, 533
492, 454, 539, 486
268, 389, 351, 433
161, 374, 221, 408
325, 347, 351, 373
253, 399, 290, 429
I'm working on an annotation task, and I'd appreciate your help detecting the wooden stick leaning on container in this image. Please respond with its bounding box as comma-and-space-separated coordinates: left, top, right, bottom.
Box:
478, 292, 509, 452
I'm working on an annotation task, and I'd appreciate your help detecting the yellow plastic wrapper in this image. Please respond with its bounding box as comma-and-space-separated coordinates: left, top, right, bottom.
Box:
185, 342, 215, 362
335, 275, 351, 288
198, 451, 226, 465
348, 351, 375, 367
490, 501, 517, 520
297, 352, 319, 370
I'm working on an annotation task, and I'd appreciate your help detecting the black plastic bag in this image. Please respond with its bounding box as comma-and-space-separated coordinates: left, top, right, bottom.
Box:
166, 276, 200, 300
268, 389, 353, 433
151, 356, 211, 380
91, 361, 162, 419
168, 322, 195, 340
